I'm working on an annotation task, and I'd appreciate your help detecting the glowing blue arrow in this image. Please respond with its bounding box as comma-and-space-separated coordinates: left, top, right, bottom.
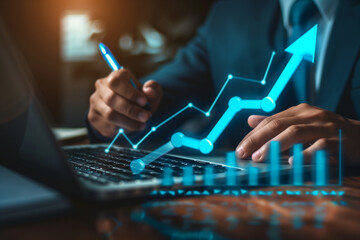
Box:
266, 25, 317, 109
130, 25, 317, 174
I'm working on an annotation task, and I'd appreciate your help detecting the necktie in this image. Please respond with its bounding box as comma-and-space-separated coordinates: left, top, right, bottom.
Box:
288, 0, 320, 104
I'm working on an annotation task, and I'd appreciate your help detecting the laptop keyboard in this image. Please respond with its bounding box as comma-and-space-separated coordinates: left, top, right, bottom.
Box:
64, 147, 240, 185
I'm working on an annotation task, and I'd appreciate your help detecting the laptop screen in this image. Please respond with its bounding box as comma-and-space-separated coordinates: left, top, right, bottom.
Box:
0, 20, 80, 195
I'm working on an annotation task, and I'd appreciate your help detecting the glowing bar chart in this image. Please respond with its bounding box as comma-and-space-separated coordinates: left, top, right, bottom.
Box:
204, 166, 214, 186
183, 166, 194, 186
292, 144, 303, 186
315, 150, 327, 186
248, 165, 259, 186
151, 137, 341, 190
226, 152, 237, 186
270, 141, 280, 186
162, 167, 174, 186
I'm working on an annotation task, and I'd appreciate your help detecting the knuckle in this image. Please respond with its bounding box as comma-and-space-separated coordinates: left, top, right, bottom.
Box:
325, 122, 337, 134
246, 136, 257, 148
317, 138, 328, 149
287, 125, 301, 136
104, 108, 114, 120
261, 117, 273, 127
103, 91, 115, 105
107, 75, 117, 87
89, 93, 96, 105
314, 109, 329, 120
298, 103, 310, 109
125, 104, 139, 117
94, 79, 101, 89
87, 110, 96, 122
269, 119, 283, 130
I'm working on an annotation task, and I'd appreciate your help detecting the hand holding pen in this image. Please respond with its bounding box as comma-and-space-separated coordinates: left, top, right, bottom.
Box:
87, 43, 163, 137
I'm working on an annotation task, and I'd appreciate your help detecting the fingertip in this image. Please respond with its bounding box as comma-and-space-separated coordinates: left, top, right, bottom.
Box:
247, 115, 256, 127
143, 81, 159, 100
288, 156, 293, 165
252, 150, 263, 162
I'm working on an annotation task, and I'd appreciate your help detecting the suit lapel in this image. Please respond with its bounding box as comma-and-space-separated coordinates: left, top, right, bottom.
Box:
316, 1, 360, 111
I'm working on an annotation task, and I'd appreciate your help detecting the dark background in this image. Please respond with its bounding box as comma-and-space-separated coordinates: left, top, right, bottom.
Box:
0, 0, 215, 127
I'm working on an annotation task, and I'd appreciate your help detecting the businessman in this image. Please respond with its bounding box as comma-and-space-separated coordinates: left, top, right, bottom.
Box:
87, 0, 360, 166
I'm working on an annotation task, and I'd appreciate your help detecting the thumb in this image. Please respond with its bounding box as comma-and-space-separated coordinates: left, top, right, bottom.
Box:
142, 80, 163, 111
248, 115, 267, 128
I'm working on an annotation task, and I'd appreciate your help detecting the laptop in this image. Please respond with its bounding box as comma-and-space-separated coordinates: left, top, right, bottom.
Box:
0, 21, 293, 201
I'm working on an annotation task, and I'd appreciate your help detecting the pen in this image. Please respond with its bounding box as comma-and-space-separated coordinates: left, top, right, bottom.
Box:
98, 42, 151, 110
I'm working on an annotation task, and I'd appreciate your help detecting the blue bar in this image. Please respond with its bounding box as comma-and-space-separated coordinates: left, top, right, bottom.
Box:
183, 166, 194, 186
293, 144, 303, 186
315, 150, 327, 186
162, 167, 174, 186
204, 166, 214, 186
226, 152, 237, 186
248, 165, 259, 186
270, 141, 280, 186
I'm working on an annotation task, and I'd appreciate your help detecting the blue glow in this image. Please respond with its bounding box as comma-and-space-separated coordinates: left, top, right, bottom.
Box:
130, 141, 174, 174
270, 141, 280, 186
315, 150, 327, 186
199, 139, 213, 154
248, 165, 259, 186
285, 25, 317, 63
268, 25, 317, 102
162, 167, 174, 186
104, 53, 275, 152
226, 152, 237, 186
260, 96, 276, 112
293, 144, 303, 186
150, 189, 345, 196
99, 43, 122, 71
204, 166, 214, 186
183, 166, 194, 186
128, 26, 317, 174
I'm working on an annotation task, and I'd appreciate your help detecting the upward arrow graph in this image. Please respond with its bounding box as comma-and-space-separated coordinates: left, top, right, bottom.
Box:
129, 25, 318, 174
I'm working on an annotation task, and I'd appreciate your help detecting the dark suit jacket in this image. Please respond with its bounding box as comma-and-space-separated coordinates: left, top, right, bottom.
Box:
88, 0, 360, 149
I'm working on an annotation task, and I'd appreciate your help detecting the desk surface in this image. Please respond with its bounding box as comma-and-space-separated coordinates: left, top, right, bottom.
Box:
1, 174, 359, 240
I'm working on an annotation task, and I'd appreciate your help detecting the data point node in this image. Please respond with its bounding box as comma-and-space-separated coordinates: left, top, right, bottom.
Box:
261, 96, 276, 112
171, 132, 184, 148
133, 145, 138, 149
151, 127, 157, 132
205, 112, 210, 117
261, 80, 266, 85
199, 138, 213, 154
130, 159, 145, 174
228, 97, 242, 111
104, 149, 110, 153
188, 103, 193, 107
228, 74, 233, 79
119, 128, 124, 133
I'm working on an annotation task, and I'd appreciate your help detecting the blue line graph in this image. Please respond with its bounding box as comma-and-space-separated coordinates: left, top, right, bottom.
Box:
104, 51, 275, 153
129, 25, 318, 174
